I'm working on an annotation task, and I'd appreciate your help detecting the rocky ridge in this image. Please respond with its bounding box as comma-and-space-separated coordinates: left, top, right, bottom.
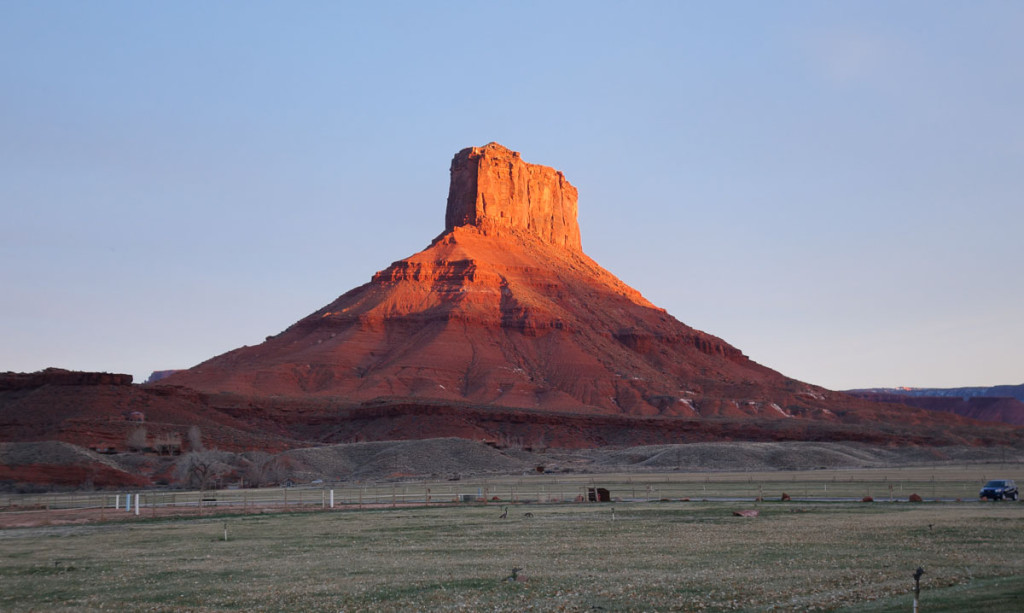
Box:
849, 391, 1024, 426
0, 368, 133, 392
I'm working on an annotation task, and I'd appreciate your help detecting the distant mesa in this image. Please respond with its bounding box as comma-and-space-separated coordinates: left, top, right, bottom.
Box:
848, 387, 1024, 426
0, 368, 132, 392
145, 370, 182, 384
849, 384, 1024, 403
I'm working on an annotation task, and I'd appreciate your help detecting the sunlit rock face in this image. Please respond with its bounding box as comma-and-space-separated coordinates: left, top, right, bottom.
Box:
445, 142, 581, 252
163, 144, 842, 420
0, 149, 1003, 463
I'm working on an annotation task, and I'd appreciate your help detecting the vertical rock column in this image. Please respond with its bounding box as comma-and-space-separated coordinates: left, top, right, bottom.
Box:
444, 142, 582, 252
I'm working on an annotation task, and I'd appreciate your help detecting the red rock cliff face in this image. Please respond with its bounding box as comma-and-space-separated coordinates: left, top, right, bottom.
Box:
445, 143, 582, 251
163, 143, 849, 420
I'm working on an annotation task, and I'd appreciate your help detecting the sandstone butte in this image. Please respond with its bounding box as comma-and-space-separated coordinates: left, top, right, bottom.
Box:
2, 143, 1013, 458
158, 143, 898, 421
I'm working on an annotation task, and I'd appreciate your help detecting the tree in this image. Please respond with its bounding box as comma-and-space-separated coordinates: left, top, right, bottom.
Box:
242, 451, 284, 488
175, 450, 230, 491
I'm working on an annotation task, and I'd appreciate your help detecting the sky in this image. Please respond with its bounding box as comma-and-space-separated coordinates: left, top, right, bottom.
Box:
1, 2, 1022, 391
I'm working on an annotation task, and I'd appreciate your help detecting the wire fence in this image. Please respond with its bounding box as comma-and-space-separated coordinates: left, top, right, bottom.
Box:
3, 463, 1020, 519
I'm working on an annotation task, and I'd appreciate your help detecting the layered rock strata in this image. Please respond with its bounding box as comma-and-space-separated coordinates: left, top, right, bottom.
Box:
163, 144, 844, 419
445, 142, 581, 251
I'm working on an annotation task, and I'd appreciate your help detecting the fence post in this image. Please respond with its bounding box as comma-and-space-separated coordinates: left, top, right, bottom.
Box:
115, 494, 120, 510
330, 490, 334, 509
913, 567, 925, 613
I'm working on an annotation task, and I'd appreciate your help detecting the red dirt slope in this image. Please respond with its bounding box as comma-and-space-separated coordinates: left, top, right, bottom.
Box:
165, 143, 851, 421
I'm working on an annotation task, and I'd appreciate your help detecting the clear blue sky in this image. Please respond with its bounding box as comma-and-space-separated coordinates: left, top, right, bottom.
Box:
2, 2, 1021, 390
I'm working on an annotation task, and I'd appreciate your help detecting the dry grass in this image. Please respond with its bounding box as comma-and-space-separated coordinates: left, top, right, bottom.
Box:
4, 461, 1017, 521
2, 495, 1022, 611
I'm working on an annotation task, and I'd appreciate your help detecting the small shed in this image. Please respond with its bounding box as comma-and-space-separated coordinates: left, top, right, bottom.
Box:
587, 487, 611, 502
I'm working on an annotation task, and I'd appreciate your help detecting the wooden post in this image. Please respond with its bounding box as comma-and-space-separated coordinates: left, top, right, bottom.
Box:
913, 567, 925, 613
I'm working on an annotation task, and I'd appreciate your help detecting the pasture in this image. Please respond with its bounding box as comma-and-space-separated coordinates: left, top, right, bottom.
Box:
2, 465, 1022, 611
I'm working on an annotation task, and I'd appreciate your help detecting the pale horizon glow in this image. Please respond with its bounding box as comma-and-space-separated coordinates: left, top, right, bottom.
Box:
1, 2, 1022, 391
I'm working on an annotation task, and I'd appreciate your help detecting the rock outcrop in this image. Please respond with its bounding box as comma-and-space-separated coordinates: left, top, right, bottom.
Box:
3, 143, 1021, 471
145, 370, 182, 384
0, 368, 133, 392
154, 143, 1016, 435
445, 143, 581, 251
159, 143, 847, 419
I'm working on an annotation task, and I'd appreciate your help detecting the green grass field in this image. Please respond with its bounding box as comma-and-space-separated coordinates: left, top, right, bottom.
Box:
2, 468, 1022, 611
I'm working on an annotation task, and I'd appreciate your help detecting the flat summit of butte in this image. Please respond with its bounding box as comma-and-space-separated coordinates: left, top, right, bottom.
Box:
164, 144, 854, 419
